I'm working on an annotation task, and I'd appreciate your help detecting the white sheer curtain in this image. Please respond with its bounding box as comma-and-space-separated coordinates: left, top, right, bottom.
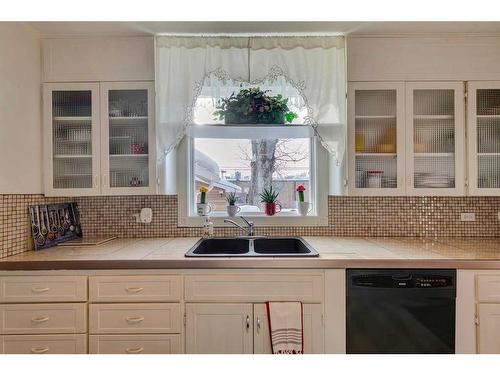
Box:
156, 37, 249, 157
156, 35, 346, 163
249, 37, 346, 164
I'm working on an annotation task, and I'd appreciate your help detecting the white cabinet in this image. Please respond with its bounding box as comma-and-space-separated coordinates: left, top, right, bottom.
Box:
43, 83, 101, 196
478, 304, 500, 353
253, 303, 324, 354
405, 82, 465, 195
185, 302, 324, 354
185, 303, 253, 354
43, 81, 156, 196
348, 81, 467, 196
100, 82, 156, 195
348, 82, 406, 195
42, 37, 154, 83
467, 81, 500, 195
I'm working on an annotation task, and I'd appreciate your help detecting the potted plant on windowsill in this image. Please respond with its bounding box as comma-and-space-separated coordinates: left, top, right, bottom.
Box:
213, 87, 298, 125
259, 186, 282, 216
196, 186, 212, 216
296, 185, 312, 216
225, 192, 241, 217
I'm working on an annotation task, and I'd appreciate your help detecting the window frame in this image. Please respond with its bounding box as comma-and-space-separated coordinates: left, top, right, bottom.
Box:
176, 126, 329, 227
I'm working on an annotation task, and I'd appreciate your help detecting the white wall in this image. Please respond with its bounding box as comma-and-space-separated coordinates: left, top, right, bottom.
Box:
0, 23, 42, 194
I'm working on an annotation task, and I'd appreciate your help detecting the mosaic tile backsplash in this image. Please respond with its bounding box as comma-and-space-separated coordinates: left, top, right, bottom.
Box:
1, 194, 499, 259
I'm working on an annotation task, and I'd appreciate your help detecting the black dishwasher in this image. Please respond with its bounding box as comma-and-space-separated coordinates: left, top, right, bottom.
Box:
347, 269, 456, 354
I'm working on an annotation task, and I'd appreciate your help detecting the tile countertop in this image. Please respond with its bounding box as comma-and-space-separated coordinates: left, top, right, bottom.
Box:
0, 237, 500, 270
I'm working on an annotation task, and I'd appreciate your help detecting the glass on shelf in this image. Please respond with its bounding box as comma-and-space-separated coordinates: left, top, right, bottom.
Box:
477, 89, 500, 116
109, 89, 148, 118
355, 155, 397, 189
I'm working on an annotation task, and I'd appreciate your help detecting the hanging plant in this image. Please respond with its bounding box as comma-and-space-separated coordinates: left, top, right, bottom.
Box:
213, 87, 298, 125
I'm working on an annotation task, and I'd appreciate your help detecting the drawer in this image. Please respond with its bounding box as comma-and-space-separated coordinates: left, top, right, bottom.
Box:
89, 303, 181, 334
89, 334, 181, 354
184, 273, 324, 302
0, 276, 87, 303
89, 275, 181, 302
1, 334, 87, 354
0, 303, 87, 334
477, 275, 500, 302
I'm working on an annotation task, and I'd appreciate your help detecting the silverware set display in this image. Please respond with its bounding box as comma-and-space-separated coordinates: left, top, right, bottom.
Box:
29, 203, 82, 250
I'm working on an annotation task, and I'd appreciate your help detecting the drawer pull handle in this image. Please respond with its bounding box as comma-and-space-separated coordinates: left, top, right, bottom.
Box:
31, 287, 51, 293
126, 316, 145, 324
126, 287, 144, 294
30, 347, 49, 354
125, 347, 144, 354
31, 316, 50, 324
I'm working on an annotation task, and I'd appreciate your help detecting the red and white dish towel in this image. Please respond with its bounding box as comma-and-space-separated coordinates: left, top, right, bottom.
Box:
266, 302, 304, 354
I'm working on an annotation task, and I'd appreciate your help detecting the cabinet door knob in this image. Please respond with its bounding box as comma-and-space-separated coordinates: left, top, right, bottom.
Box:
256, 317, 261, 331
31, 316, 50, 324
125, 347, 144, 354
30, 347, 49, 354
126, 316, 145, 324
246, 315, 250, 330
31, 287, 51, 293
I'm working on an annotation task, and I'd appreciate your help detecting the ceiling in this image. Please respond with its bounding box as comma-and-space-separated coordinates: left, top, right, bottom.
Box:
27, 21, 500, 37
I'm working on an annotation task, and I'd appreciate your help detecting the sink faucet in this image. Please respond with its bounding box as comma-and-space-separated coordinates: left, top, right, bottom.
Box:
224, 216, 255, 237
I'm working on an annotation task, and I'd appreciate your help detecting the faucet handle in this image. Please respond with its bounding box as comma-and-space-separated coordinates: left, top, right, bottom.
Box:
240, 216, 253, 227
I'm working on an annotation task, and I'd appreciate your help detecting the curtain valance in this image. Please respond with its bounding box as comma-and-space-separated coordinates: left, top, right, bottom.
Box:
156, 35, 346, 164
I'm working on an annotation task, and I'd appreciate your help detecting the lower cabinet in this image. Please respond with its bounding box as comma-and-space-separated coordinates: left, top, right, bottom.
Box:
185, 303, 253, 354
477, 304, 500, 353
185, 303, 324, 354
89, 334, 181, 354
253, 303, 324, 354
1, 334, 87, 354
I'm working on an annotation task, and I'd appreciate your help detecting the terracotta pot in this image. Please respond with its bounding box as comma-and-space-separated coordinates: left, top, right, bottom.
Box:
264, 202, 281, 216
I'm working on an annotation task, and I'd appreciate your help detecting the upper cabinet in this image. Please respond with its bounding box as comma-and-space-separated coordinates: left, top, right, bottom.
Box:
42, 37, 154, 83
405, 82, 465, 195
43, 82, 156, 196
468, 81, 500, 195
348, 81, 469, 196
100, 82, 156, 195
43, 83, 101, 196
348, 82, 406, 195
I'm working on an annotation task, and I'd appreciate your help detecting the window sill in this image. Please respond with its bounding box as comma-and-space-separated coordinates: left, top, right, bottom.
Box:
177, 214, 328, 227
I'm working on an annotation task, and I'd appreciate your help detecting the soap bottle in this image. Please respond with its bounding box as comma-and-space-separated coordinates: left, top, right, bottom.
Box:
202, 216, 214, 238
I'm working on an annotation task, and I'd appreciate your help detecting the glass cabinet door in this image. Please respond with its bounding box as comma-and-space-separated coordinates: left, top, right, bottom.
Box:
100, 82, 156, 195
348, 82, 405, 195
468, 82, 500, 195
44, 83, 100, 196
406, 82, 465, 195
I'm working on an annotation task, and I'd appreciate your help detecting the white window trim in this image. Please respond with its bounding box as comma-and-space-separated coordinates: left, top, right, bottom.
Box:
176, 129, 329, 227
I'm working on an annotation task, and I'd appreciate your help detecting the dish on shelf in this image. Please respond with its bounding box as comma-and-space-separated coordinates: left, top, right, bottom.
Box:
414, 143, 426, 153
376, 143, 396, 153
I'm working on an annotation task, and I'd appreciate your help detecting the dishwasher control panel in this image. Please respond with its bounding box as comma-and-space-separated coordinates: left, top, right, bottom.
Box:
351, 273, 454, 288
415, 276, 453, 288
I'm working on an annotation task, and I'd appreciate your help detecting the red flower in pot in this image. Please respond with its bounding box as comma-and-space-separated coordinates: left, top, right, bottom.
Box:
296, 185, 306, 202
259, 186, 281, 216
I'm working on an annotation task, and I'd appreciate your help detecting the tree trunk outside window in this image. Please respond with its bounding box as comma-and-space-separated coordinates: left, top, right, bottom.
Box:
247, 139, 278, 206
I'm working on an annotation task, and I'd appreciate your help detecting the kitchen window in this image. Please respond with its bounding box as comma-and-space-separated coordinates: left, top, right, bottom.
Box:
176, 80, 329, 226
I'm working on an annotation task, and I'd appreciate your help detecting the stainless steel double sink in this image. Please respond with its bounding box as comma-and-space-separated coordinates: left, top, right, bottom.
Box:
185, 237, 319, 257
